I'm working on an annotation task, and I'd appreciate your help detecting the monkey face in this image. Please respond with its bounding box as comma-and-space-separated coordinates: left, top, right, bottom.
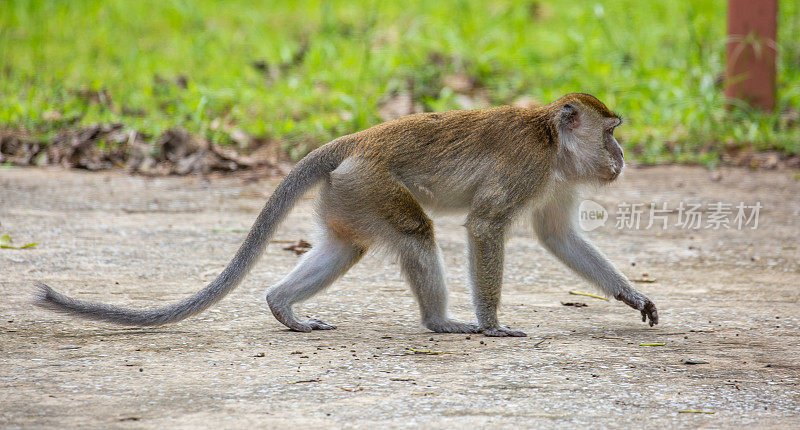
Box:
554, 100, 624, 184
577, 110, 624, 183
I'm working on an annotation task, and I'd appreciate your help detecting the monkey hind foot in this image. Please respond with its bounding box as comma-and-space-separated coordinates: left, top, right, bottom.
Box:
424, 318, 480, 334
306, 318, 336, 330
481, 325, 527, 337
268, 302, 336, 332
278, 317, 336, 333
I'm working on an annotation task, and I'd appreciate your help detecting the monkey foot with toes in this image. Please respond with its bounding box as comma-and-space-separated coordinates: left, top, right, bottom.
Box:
287, 318, 336, 333
482, 325, 528, 337
34, 93, 659, 339
425, 319, 480, 334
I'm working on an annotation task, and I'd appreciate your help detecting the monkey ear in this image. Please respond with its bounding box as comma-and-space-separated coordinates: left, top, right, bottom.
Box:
558, 103, 580, 131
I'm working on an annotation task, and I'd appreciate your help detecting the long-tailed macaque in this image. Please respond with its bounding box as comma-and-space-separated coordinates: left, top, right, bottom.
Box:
35, 93, 658, 337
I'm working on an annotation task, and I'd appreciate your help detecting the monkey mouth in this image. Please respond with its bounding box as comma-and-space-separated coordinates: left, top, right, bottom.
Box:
611, 160, 625, 179
603, 167, 622, 182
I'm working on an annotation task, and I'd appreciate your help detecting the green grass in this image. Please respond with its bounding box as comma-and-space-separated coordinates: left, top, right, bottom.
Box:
1, 0, 799, 164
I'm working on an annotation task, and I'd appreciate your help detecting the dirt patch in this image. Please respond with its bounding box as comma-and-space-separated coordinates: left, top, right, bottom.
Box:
1, 165, 799, 428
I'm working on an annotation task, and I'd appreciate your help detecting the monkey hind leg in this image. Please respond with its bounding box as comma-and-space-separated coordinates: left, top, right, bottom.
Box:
324, 159, 474, 333
397, 239, 478, 334
265, 232, 365, 332
367, 186, 476, 334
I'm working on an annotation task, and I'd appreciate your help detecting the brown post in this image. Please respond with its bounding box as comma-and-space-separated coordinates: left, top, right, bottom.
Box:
725, 0, 778, 111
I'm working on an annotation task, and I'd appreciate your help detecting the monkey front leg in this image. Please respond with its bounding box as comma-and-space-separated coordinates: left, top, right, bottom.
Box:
534, 218, 658, 326
466, 222, 527, 337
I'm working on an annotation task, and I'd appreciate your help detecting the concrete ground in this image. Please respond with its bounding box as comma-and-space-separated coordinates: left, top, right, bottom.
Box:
1, 165, 798, 428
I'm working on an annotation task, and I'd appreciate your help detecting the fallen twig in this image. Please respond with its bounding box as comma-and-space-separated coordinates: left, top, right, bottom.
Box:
282, 239, 312, 255
561, 301, 587, 307
533, 338, 548, 347
339, 386, 364, 392
569, 291, 609, 301
406, 347, 450, 355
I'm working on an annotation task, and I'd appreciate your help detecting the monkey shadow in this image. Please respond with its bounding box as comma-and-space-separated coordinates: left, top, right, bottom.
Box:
565, 324, 664, 340
48, 327, 194, 339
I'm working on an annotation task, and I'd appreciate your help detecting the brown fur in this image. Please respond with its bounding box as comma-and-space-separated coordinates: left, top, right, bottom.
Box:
559, 93, 619, 118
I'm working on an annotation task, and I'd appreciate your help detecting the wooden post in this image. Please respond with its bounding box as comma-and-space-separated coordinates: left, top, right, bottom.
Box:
725, 0, 778, 111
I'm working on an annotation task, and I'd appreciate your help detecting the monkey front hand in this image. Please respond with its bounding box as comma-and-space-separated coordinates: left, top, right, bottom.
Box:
616, 290, 659, 327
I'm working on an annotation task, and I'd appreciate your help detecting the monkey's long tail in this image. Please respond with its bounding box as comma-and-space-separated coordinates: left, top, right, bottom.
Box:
33, 142, 348, 326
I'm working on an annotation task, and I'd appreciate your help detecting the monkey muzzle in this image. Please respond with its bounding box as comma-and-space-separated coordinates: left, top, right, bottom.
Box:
608, 164, 623, 181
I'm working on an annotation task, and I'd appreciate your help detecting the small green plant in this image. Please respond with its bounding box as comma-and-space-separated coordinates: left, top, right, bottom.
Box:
0, 234, 38, 249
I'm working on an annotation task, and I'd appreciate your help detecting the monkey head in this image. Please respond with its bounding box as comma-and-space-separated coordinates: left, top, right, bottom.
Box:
552, 93, 625, 184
